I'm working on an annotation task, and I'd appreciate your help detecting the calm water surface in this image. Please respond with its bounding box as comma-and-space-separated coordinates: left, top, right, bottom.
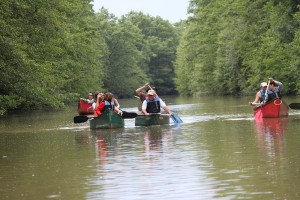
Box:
1, 96, 300, 200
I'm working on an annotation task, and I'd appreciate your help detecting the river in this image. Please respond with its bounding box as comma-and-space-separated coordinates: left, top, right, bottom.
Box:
1, 96, 300, 200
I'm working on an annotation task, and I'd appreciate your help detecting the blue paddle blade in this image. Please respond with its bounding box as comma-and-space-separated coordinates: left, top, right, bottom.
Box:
171, 112, 183, 123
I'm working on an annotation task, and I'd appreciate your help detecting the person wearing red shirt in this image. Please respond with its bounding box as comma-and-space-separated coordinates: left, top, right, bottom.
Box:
95, 92, 121, 117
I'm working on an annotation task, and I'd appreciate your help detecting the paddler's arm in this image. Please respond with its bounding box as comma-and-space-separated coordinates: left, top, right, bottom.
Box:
114, 99, 120, 108
141, 100, 149, 115
136, 83, 149, 96
249, 91, 261, 106
114, 106, 121, 114
95, 93, 102, 109
276, 81, 283, 91
160, 99, 174, 116
269, 78, 283, 91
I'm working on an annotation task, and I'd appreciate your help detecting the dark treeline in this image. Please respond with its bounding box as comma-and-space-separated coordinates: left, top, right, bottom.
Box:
176, 0, 300, 96
0, 0, 181, 114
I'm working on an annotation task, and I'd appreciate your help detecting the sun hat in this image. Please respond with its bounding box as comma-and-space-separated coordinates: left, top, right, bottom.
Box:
260, 82, 267, 87
147, 90, 156, 96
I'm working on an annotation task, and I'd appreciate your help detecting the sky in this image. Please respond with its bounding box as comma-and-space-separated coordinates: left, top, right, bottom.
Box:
92, 0, 190, 23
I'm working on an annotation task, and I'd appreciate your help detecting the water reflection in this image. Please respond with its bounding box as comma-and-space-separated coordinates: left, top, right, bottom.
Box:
90, 129, 124, 166
254, 117, 289, 137
144, 126, 175, 162
254, 117, 289, 160
75, 131, 91, 144
254, 117, 289, 168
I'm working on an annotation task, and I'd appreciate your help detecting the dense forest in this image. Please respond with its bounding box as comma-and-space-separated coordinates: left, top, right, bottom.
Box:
0, 0, 181, 114
1, 0, 300, 115
175, 0, 300, 96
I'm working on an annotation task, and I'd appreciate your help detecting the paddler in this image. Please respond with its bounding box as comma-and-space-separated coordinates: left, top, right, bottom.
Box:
264, 78, 282, 103
136, 83, 157, 111
249, 82, 268, 106
141, 90, 174, 117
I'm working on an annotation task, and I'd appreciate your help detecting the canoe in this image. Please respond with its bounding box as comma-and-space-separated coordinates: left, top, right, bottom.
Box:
253, 99, 289, 118
78, 99, 94, 115
90, 109, 124, 129
135, 114, 170, 126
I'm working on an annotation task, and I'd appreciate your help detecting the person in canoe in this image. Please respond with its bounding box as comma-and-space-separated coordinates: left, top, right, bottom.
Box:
94, 92, 121, 117
264, 78, 282, 103
249, 82, 268, 106
136, 83, 157, 110
141, 89, 174, 117
82, 93, 95, 105
92, 91, 104, 110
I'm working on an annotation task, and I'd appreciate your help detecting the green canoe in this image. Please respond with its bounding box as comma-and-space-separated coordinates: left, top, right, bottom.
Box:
90, 109, 124, 129
135, 114, 170, 126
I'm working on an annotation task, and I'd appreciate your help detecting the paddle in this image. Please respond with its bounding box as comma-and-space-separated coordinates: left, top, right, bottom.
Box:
289, 103, 300, 109
264, 80, 271, 103
122, 112, 170, 118
121, 111, 138, 118
74, 115, 94, 123
171, 112, 183, 123
74, 111, 139, 123
251, 103, 262, 105
148, 85, 183, 123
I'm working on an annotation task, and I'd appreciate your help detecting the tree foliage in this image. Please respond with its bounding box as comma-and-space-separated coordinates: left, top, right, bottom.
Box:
0, 2, 180, 114
175, 0, 300, 96
123, 12, 180, 95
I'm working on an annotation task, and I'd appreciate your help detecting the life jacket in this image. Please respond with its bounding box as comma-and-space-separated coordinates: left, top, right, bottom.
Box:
101, 100, 115, 113
259, 89, 265, 102
266, 88, 281, 103
146, 97, 160, 113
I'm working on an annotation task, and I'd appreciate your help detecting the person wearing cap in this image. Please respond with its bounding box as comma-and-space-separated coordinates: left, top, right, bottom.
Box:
136, 83, 158, 103
141, 90, 174, 116
83, 93, 95, 105
264, 78, 283, 103
249, 82, 268, 106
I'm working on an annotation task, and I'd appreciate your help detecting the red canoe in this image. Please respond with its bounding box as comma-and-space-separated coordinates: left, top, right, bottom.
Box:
253, 99, 289, 118
78, 100, 94, 115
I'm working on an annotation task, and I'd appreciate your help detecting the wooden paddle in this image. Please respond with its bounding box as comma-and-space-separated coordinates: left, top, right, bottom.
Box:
148, 85, 183, 123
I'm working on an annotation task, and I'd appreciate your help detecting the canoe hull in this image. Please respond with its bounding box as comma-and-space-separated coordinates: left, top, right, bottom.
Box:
253, 99, 289, 118
90, 109, 124, 129
135, 114, 170, 126
78, 100, 94, 115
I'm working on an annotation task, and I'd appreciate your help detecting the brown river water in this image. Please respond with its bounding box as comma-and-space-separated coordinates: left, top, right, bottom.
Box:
1, 96, 300, 200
